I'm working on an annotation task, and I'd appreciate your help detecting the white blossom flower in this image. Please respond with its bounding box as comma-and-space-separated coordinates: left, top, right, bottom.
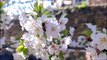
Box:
13, 53, 25, 60
23, 16, 44, 36
19, 13, 28, 30
59, 15, 68, 31
96, 33, 107, 50
69, 27, 75, 36
37, 15, 48, 23
48, 43, 59, 55
95, 53, 107, 60
22, 33, 45, 49
40, 50, 49, 60
21, 33, 47, 59
60, 36, 71, 52
45, 19, 60, 39
90, 32, 107, 50
86, 47, 98, 60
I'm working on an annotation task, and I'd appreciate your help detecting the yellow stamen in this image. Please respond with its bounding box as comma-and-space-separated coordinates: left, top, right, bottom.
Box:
100, 37, 106, 43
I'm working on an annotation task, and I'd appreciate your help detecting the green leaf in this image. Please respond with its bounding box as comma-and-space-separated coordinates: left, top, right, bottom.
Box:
36, 34, 40, 38
38, 3, 43, 14
0, 9, 4, 14
75, 1, 87, 8
33, 0, 43, 16
47, 15, 52, 18
34, 0, 38, 8
81, 1, 87, 7
15, 36, 20, 40
16, 45, 24, 52
96, 27, 101, 31
33, 0, 39, 13
33, 7, 38, 13
0, 1, 5, 9
0, 1, 5, 14
23, 48, 28, 56
60, 29, 69, 37
49, 55, 52, 60
43, 9, 50, 15
59, 51, 64, 60
19, 40, 24, 45
81, 29, 92, 36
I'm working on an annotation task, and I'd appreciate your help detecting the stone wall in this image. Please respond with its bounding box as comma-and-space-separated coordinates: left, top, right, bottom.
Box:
89, 0, 107, 6
57, 6, 107, 40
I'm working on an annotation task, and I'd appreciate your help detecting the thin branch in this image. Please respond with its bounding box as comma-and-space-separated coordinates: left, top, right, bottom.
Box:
68, 45, 86, 50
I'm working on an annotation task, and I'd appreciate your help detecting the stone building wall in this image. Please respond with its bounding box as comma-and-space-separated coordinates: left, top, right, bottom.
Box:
89, 0, 107, 6
66, 6, 107, 39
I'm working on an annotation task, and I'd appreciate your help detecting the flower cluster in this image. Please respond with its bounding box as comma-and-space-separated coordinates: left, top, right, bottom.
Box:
85, 23, 107, 60
16, 11, 74, 60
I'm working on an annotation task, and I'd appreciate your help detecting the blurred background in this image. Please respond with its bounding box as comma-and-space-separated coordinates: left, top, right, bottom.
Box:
0, 0, 107, 60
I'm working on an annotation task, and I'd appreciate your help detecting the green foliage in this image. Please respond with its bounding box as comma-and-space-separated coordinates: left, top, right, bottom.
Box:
60, 29, 69, 37
33, 0, 38, 12
81, 29, 92, 36
58, 51, 64, 60
75, 1, 87, 9
16, 45, 29, 56
96, 27, 107, 34
34, 0, 38, 8
16, 45, 24, 52
36, 34, 40, 38
0, 1, 5, 9
0, 1, 5, 14
32, 0, 51, 17
104, 31, 107, 34
43, 9, 50, 15
38, 3, 43, 14
23, 48, 28, 56
96, 27, 101, 31
19, 40, 24, 45
15, 36, 20, 40
16, 40, 28, 56
49, 55, 52, 60
33, 0, 43, 16
0, 9, 4, 14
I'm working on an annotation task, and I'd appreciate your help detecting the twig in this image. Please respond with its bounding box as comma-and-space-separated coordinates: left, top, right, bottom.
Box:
68, 45, 86, 50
